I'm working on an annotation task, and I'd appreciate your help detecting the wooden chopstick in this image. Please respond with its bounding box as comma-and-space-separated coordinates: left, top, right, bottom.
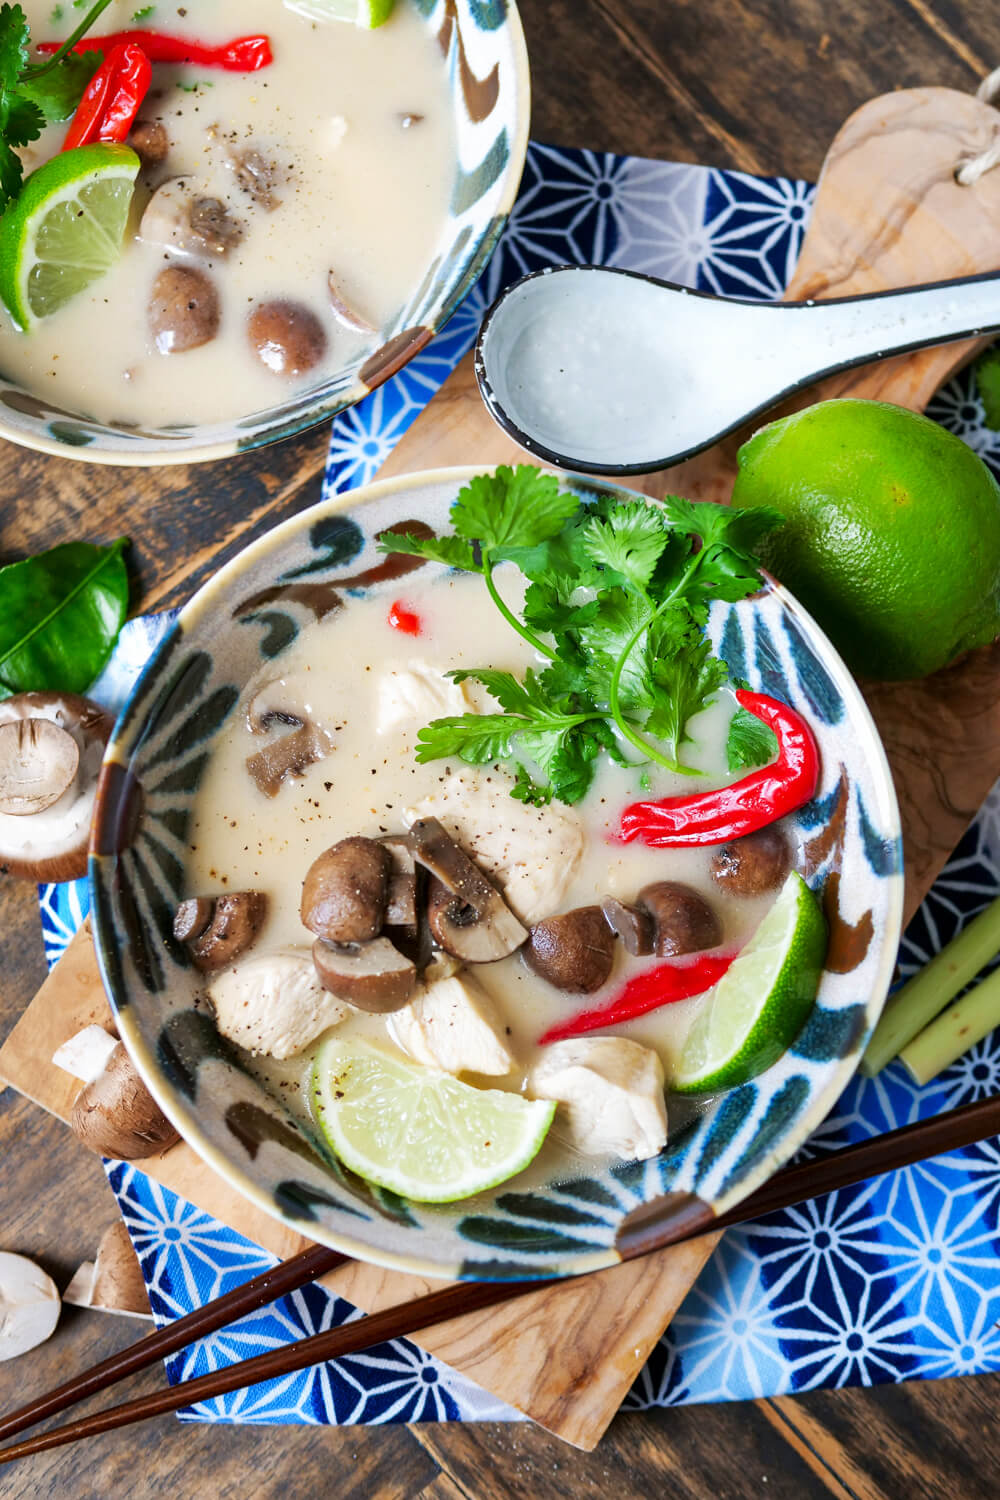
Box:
0, 1244, 348, 1445
2, 1093, 997, 1465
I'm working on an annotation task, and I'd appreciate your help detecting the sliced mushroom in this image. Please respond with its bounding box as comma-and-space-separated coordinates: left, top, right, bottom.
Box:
172, 895, 214, 943
328, 272, 377, 335
601, 897, 654, 957
409, 818, 527, 963
385, 872, 417, 930
248, 300, 327, 377
525, 906, 617, 993
0, 1252, 61, 1362
149, 265, 220, 354
711, 826, 792, 897
312, 936, 416, 1013
0, 692, 112, 882
301, 837, 390, 944
244, 678, 338, 796
68, 1041, 180, 1159
229, 145, 283, 209
637, 881, 722, 958
63, 1220, 152, 1321
175, 890, 267, 972
0, 717, 79, 815
189, 196, 243, 255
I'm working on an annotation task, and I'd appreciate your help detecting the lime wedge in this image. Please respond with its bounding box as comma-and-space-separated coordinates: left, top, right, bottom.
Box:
0, 144, 140, 330
284, 0, 395, 26
673, 872, 827, 1094
312, 1037, 555, 1203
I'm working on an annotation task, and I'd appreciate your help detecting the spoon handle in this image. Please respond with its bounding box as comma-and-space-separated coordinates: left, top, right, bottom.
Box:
782, 270, 1000, 379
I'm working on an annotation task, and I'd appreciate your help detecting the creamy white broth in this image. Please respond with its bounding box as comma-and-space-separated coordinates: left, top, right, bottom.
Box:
186, 566, 778, 1139
0, 0, 456, 425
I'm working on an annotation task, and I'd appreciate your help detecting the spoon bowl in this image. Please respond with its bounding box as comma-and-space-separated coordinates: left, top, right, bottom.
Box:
475, 263, 1000, 474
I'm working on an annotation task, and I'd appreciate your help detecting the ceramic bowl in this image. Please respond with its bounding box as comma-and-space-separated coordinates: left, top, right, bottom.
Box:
0, 1, 529, 467
90, 468, 904, 1280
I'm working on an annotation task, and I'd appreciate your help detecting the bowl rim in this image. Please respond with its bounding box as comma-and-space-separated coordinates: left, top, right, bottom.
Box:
90, 465, 905, 1281
0, 1, 532, 468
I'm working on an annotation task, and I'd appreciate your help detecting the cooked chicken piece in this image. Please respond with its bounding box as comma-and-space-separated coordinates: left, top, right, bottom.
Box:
375, 661, 470, 735
405, 773, 584, 925
208, 948, 349, 1060
390, 972, 514, 1077
530, 1037, 668, 1161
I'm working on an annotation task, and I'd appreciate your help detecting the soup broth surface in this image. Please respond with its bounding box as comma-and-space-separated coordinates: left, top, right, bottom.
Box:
0, 0, 456, 425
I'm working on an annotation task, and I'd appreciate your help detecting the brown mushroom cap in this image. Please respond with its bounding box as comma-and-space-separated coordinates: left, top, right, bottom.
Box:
409, 818, 526, 963
248, 300, 327, 377
301, 837, 391, 944
711, 826, 792, 897
0, 692, 112, 882
600, 897, 654, 956
312, 936, 416, 1013
178, 891, 268, 972
637, 881, 722, 957
172, 895, 214, 944
525, 906, 617, 993
244, 680, 336, 796
70, 1043, 179, 1159
149, 265, 220, 354
0, 718, 79, 816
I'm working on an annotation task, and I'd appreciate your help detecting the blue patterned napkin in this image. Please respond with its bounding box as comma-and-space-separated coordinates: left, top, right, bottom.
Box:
37, 143, 1000, 1423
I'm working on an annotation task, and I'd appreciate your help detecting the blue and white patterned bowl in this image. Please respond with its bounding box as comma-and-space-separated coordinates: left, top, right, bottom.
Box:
0, 1, 528, 467
89, 468, 904, 1280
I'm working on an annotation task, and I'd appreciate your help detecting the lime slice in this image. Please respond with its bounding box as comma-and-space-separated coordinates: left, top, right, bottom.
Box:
673, 872, 827, 1094
312, 1037, 555, 1203
0, 144, 140, 330
284, 0, 395, 26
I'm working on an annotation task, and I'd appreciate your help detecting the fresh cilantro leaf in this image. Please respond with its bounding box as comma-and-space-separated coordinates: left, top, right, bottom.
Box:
0, 4, 30, 91
449, 666, 550, 716
4, 90, 40, 144
16, 49, 101, 121
415, 714, 516, 766
450, 465, 580, 551
132, 4, 154, 18
577, 589, 656, 709
726, 704, 778, 772
645, 629, 728, 756
521, 722, 604, 805
376, 530, 479, 573
510, 763, 552, 806
0, 137, 22, 202
581, 501, 669, 592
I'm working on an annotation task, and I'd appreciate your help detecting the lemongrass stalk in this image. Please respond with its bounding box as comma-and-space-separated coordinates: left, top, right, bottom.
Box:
898, 966, 1000, 1085
859, 893, 1000, 1076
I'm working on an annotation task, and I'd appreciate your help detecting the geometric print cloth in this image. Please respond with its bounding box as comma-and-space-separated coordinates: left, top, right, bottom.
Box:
37, 142, 1000, 1423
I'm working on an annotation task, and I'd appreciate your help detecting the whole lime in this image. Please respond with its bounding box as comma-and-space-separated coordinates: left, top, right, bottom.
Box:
731, 398, 1000, 679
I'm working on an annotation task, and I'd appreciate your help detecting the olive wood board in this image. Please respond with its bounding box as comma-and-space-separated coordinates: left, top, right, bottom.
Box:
3, 85, 1000, 1451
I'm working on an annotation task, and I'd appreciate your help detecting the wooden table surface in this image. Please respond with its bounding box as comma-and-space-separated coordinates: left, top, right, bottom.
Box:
1, 2, 998, 1496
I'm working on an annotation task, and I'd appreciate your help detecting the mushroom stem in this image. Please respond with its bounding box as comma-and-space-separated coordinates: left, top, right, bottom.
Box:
52, 1024, 120, 1084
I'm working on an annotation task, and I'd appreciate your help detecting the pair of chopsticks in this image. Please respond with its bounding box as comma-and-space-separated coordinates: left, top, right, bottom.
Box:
2, 1093, 998, 1465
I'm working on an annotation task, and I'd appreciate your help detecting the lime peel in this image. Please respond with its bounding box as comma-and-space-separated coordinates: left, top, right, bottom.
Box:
284, 0, 395, 27
673, 871, 827, 1094
312, 1037, 555, 1203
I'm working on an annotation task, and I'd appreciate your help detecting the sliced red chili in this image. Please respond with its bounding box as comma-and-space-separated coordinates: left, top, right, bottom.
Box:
388, 601, 422, 636
40, 31, 273, 72
618, 691, 820, 848
62, 41, 151, 150
538, 951, 735, 1044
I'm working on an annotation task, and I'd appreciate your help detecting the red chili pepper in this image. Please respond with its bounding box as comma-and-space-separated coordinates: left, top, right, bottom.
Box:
39, 31, 273, 72
618, 690, 820, 848
387, 601, 422, 636
61, 41, 151, 150
539, 951, 736, 1044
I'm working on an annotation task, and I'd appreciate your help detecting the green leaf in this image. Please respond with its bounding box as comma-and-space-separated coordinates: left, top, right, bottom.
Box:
0, 538, 130, 697
975, 345, 1000, 430
15, 49, 102, 121
376, 531, 479, 572
581, 501, 669, 591
726, 704, 778, 772
644, 628, 728, 756
3, 89, 41, 144
449, 666, 548, 715
510, 764, 552, 806
577, 589, 655, 709
451, 465, 580, 552
0, 5, 30, 94
414, 714, 516, 766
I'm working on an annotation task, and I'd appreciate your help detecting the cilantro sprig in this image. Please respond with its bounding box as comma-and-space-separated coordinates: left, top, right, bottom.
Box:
0, 0, 108, 211
379, 466, 783, 806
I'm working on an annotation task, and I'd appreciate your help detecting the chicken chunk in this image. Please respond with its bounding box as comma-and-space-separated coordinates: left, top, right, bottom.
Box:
376, 661, 470, 735
530, 1037, 668, 1161
391, 972, 514, 1077
208, 948, 349, 1060
405, 772, 584, 924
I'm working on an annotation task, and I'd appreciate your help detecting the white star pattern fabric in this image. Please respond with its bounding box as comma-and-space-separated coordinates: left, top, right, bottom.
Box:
35, 143, 1000, 1423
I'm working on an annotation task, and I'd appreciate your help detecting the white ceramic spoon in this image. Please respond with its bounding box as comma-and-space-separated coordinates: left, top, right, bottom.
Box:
473, 264, 1000, 474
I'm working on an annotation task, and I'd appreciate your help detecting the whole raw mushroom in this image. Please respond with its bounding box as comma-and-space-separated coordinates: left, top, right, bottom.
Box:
53, 1025, 179, 1160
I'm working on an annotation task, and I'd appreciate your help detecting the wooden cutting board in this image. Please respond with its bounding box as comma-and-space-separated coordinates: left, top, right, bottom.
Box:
4, 86, 1000, 1450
